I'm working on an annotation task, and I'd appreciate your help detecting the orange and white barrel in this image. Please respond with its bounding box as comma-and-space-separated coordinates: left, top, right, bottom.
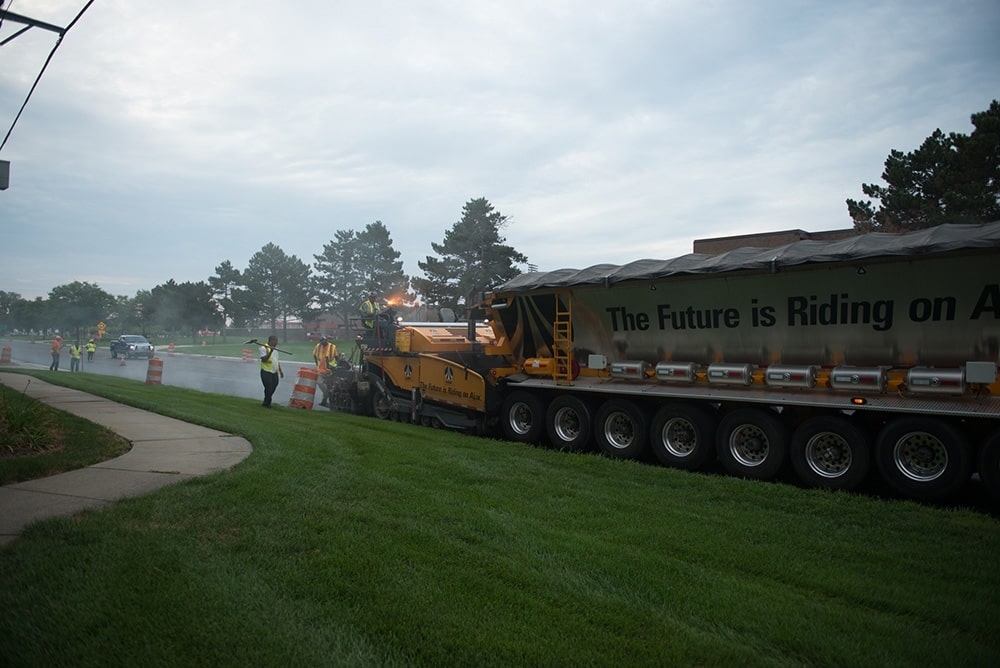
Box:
287, 366, 319, 409
242, 348, 253, 362
168, 342, 176, 356
0, 346, 11, 364
145, 357, 164, 385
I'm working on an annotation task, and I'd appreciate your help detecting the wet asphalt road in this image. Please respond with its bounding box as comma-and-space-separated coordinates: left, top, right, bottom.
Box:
0, 339, 306, 406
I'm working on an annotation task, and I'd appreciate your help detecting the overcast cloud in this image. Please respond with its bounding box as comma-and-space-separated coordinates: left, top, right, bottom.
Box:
2, 0, 998, 300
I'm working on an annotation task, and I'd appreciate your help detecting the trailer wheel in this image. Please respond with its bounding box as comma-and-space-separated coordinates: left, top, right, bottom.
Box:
501, 391, 545, 444
545, 395, 593, 452
876, 418, 970, 500
649, 404, 716, 470
594, 399, 648, 460
716, 409, 788, 480
978, 429, 1000, 500
789, 416, 870, 490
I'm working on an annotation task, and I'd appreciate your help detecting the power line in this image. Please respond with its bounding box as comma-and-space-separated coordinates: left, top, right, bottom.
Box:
0, 0, 96, 153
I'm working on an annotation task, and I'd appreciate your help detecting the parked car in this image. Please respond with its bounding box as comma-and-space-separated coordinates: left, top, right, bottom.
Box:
110, 334, 155, 359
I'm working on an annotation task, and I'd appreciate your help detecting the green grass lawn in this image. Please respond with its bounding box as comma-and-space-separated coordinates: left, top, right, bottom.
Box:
0, 384, 130, 484
1, 371, 998, 666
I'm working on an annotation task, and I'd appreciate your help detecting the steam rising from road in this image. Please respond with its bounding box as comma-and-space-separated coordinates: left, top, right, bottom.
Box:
2, 340, 304, 406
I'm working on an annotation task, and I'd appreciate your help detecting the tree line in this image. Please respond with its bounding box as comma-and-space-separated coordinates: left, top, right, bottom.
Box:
2, 100, 997, 341
0, 197, 526, 342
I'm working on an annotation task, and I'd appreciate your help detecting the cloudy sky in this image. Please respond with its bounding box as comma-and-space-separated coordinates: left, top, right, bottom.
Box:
1, 0, 998, 301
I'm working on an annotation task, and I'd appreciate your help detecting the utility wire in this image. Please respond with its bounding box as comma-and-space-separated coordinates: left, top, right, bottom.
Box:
0, 0, 95, 153
0, 1, 14, 32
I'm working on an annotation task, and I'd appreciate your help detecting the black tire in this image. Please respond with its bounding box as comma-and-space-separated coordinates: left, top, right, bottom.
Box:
500, 391, 545, 444
649, 403, 716, 470
978, 429, 1000, 501
790, 416, 871, 491
594, 399, 648, 460
875, 417, 971, 501
372, 391, 393, 419
545, 395, 593, 452
716, 408, 789, 480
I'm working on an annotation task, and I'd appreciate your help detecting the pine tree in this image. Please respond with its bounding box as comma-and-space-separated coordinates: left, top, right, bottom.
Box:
414, 198, 527, 313
847, 100, 1000, 232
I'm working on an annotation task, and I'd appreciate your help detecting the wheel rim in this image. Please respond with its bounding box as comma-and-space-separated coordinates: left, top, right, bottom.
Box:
729, 424, 768, 467
508, 401, 534, 436
603, 411, 635, 450
552, 406, 582, 442
661, 417, 696, 458
805, 432, 851, 478
893, 431, 947, 482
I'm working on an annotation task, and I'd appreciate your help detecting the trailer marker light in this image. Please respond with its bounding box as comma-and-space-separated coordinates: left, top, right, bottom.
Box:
851, 397, 867, 406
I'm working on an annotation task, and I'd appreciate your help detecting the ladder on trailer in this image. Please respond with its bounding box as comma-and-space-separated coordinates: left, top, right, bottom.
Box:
553, 291, 573, 385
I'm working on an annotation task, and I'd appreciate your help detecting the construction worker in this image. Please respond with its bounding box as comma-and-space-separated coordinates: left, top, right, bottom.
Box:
49, 335, 62, 371
85, 338, 96, 361
259, 335, 284, 408
69, 341, 82, 372
312, 336, 338, 408
360, 293, 380, 329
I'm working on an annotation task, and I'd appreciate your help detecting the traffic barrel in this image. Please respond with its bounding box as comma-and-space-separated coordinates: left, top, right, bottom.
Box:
287, 366, 319, 409
168, 342, 176, 356
0, 346, 10, 364
145, 357, 164, 385
242, 348, 253, 363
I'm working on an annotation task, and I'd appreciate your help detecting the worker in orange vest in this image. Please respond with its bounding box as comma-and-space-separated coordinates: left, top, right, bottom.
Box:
312, 336, 338, 408
49, 335, 63, 371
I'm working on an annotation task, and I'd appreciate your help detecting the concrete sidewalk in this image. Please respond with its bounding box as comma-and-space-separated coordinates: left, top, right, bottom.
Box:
0, 372, 252, 546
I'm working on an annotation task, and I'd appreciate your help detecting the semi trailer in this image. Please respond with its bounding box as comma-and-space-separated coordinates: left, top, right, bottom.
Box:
329, 222, 1000, 502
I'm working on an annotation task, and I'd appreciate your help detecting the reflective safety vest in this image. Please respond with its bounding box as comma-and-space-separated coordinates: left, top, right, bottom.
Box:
86, 341, 96, 353
313, 342, 337, 371
259, 345, 280, 374
70, 345, 82, 360
361, 299, 377, 327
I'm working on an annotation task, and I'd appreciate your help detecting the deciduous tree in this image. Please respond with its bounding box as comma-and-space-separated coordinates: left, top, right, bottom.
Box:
47, 281, 115, 342
0, 290, 21, 334
146, 280, 220, 342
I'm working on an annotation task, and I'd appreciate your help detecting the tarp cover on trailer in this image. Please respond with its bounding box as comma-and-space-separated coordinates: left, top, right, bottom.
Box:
497, 221, 1000, 292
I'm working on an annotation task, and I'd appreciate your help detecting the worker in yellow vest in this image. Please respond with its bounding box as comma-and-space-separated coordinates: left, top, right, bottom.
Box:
85, 338, 97, 361
259, 335, 284, 408
70, 341, 82, 372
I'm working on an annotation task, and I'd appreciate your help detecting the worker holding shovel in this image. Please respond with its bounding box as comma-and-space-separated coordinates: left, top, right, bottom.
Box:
258, 335, 285, 408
